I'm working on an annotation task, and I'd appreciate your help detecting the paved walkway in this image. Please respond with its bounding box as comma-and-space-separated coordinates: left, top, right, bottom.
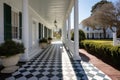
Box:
3, 42, 111, 80
79, 49, 120, 80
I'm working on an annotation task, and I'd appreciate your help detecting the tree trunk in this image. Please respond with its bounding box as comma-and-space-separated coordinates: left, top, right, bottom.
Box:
103, 28, 106, 39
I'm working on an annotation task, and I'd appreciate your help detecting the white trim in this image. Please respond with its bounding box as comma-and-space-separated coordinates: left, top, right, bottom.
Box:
29, 6, 52, 29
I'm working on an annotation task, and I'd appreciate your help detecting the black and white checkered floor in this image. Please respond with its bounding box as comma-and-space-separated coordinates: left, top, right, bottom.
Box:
5, 42, 111, 80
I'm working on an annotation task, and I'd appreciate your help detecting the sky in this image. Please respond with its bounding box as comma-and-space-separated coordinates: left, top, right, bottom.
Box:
70, 0, 118, 28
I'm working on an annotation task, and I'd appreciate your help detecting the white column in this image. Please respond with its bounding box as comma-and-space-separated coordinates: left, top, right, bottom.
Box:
68, 15, 71, 40
65, 21, 67, 43
73, 0, 81, 60
62, 26, 65, 43
51, 29, 53, 38
22, 0, 29, 61
62, 22, 67, 44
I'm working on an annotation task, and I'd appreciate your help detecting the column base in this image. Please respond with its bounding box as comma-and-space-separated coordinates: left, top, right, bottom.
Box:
19, 53, 29, 62
73, 55, 81, 60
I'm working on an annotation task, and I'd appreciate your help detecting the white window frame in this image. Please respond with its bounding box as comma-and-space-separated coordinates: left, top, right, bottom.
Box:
12, 11, 19, 40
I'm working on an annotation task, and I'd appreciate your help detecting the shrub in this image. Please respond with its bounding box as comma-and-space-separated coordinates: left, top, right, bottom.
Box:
0, 40, 25, 57
81, 40, 120, 69
39, 38, 47, 43
71, 29, 86, 42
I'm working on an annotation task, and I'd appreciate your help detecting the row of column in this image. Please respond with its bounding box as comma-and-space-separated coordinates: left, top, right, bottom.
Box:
63, 0, 81, 60
22, 0, 81, 61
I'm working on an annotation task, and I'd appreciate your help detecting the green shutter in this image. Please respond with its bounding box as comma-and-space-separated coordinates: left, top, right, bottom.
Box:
4, 3, 12, 41
19, 12, 22, 39
41, 24, 43, 39
39, 23, 41, 39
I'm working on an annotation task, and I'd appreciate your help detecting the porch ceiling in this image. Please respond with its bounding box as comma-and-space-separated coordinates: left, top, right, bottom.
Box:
29, 0, 73, 29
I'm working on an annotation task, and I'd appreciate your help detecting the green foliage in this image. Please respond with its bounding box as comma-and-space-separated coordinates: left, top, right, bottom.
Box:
39, 38, 47, 43
0, 40, 25, 57
71, 29, 86, 42
79, 30, 86, 41
91, 0, 111, 13
81, 40, 120, 68
48, 37, 52, 40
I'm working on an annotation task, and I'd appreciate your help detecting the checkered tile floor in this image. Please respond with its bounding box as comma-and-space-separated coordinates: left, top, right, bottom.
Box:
5, 42, 111, 80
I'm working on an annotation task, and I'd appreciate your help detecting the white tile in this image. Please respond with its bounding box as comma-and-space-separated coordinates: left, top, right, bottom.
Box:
6, 77, 15, 80
28, 77, 37, 80
22, 71, 31, 76
32, 71, 40, 76
39, 76, 48, 80
16, 77, 26, 80
51, 76, 59, 80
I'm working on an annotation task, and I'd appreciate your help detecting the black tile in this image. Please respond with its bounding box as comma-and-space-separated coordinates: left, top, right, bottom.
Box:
19, 69, 27, 73
56, 66, 62, 68
56, 73, 63, 78
47, 69, 55, 72
46, 74, 54, 78
24, 66, 31, 68
74, 69, 82, 72
49, 66, 55, 68
38, 69, 45, 72
29, 69, 36, 73
14, 74, 23, 78
40, 66, 47, 68
72, 65, 78, 68
76, 73, 84, 77
32, 66, 39, 68
56, 69, 62, 72
25, 74, 33, 78
36, 74, 44, 78
27, 63, 33, 65
36, 63, 41, 65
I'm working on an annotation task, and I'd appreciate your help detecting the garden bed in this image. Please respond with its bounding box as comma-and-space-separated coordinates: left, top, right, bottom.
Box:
80, 40, 120, 70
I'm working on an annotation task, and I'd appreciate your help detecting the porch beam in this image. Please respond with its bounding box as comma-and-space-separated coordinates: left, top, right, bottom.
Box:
73, 0, 81, 60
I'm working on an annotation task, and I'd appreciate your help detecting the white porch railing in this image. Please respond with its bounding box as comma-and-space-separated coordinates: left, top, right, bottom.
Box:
65, 39, 74, 55
113, 33, 120, 46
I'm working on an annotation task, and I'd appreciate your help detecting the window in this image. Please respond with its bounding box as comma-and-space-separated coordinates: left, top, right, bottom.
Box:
87, 27, 89, 31
12, 11, 19, 39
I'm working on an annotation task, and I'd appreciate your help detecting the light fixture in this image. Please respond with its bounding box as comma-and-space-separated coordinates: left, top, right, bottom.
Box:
54, 10, 58, 30
54, 19, 57, 29
54, 20, 57, 24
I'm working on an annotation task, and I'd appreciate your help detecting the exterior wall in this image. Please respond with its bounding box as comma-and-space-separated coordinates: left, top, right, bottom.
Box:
0, 0, 22, 43
0, 0, 22, 64
0, 0, 53, 61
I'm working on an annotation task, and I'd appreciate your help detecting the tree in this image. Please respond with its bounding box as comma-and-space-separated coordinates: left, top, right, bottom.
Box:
91, 0, 110, 14
114, 0, 120, 37
82, 0, 120, 38
82, 0, 118, 38
93, 3, 116, 38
